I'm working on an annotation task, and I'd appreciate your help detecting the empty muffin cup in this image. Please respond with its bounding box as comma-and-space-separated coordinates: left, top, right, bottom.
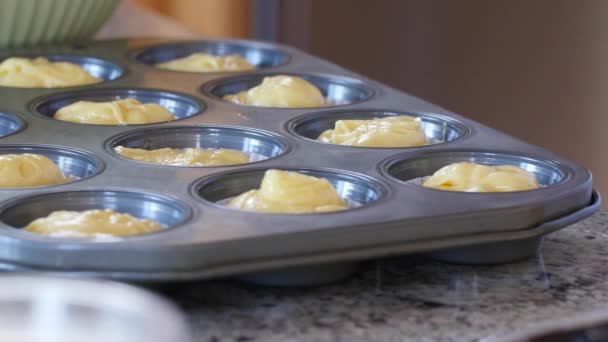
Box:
203, 73, 375, 108
133, 40, 289, 70
107, 125, 290, 166
0, 190, 192, 237
287, 109, 469, 147
382, 149, 568, 188
0, 112, 25, 137
31, 88, 204, 124
0, 144, 103, 188
192, 167, 386, 213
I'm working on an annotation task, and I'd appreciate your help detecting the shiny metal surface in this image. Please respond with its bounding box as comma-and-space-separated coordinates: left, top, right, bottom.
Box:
46, 56, 123, 82
193, 167, 386, 209
0, 112, 25, 137
32, 88, 203, 122
0, 275, 190, 341
0, 54, 126, 83
203, 72, 375, 108
132, 40, 290, 70
287, 109, 469, 147
430, 190, 601, 264
0, 38, 596, 281
107, 125, 289, 166
0, 144, 103, 186
383, 149, 567, 186
0, 190, 191, 234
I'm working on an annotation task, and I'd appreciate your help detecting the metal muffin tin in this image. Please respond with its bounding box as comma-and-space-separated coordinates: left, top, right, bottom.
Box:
0, 38, 599, 285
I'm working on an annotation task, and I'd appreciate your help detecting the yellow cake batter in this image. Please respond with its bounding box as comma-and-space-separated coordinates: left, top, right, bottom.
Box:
114, 146, 250, 166
54, 98, 175, 125
223, 75, 325, 108
0, 57, 101, 88
317, 116, 427, 147
0, 154, 68, 188
156, 53, 254, 72
24, 209, 162, 238
227, 169, 347, 213
422, 162, 540, 192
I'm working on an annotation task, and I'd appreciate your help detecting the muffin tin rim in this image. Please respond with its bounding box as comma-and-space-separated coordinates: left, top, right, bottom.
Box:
129, 39, 293, 75
0, 188, 195, 244
104, 124, 293, 169
190, 165, 392, 216
284, 107, 472, 149
200, 71, 379, 110
0, 143, 106, 190
27, 86, 206, 127
0, 54, 126, 90
0, 110, 28, 138
378, 148, 575, 195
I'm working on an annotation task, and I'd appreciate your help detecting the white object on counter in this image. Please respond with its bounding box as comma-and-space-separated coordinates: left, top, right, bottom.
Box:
0, 275, 190, 342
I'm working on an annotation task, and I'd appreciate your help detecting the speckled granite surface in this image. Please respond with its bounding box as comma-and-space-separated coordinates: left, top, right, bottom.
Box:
159, 211, 608, 342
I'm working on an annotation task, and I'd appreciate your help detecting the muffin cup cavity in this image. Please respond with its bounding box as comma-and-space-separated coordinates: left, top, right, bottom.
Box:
0, 112, 25, 138
107, 125, 290, 166
202, 73, 375, 108
47, 56, 124, 82
0, 144, 103, 188
0, 55, 123, 86
191, 167, 387, 214
382, 149, 569, 189
133, 40, 290, 71
287, 109, 470, 148
0, 190, 192, 235
31, 88, 204, 124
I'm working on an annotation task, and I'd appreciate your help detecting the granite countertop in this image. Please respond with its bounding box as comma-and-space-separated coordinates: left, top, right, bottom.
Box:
157, 211, 608, 342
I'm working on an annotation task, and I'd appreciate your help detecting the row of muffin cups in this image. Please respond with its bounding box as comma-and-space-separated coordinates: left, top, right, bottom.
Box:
1, 38, 294, 86
0, 114, 569, 242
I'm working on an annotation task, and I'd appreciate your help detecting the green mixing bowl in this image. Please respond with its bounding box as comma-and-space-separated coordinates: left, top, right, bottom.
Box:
0, 0, 120, 48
